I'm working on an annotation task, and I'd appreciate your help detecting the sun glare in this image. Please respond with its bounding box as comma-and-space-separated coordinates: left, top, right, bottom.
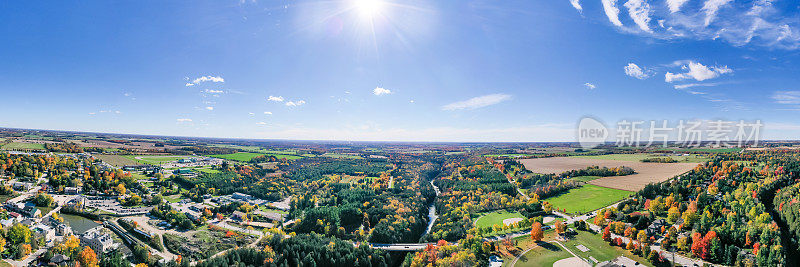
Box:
353, 0, 385, 19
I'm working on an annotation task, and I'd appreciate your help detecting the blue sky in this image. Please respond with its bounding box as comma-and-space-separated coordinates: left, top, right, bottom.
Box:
1, 0, 800, 142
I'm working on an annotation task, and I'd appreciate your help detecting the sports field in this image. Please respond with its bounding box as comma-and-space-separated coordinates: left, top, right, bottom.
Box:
544, 185, 632, 214
475, 210, 525, 227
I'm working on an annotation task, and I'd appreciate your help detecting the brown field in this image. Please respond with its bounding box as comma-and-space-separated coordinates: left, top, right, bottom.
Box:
517, 157, 698, 191
93, 154, 138, 167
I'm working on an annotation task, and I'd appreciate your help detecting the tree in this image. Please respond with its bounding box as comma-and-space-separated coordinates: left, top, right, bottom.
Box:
18, 244, 31, 260
530, 222, 543, 241
115, 183, 126, 195
0, 236, 5, 254
667, 206, 681, 224
555, 220, 566, 234
63, 235, 81, 257
78, 247, 99, 267
602, 226, 612, 242
7, 224, 31, 245
691, 232, 705, 258
637, 230, 648, 245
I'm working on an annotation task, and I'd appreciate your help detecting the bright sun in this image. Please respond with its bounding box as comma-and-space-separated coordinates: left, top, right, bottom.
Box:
353, 0, 385, 19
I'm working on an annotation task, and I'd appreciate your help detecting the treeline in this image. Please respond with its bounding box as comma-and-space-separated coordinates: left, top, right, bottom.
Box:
173, 170, 291, 201
559, 165, 634, 178
195, 234, 391, 267
641, 157, 678, 163
286, 159, 391, 181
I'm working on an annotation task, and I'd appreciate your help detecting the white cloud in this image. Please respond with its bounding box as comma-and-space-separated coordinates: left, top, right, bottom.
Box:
772, 91, 800, 105
205, 89, 224, 94
205, 106, 214, 110
701, 0, 733, 26
664, 61, 732, 82
285, 100, 306, 107
666, 0, 690, 13
673, 82, 721, 89
601, 0, 623, 27
248, 112, 255, 115
185, 83, 195, 87
267, 96, 284, 102
373, 87, 392, 96
624, 63, 651, 79
584, 83, 596, 90
264, 111, 273, 115
256, 122, 267, 125
569, 0, 582, 13
624, 0, 652, 32
176, 118, 193, 122
582, 0, 800, 49
442, 94, 511, 111
192, 75, 225, 84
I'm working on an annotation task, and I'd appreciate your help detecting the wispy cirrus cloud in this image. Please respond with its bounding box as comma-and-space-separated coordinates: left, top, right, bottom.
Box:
267, 96, 284, 102
772, 91, 800, 105
442, 94, 511, 111
580, 0, 800, 49
584, 83, 596, 89
285, 100, 306, 107
569, 0, 582, 13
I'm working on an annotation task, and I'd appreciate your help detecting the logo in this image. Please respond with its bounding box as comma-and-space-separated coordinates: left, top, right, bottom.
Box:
577, 117, 608, 149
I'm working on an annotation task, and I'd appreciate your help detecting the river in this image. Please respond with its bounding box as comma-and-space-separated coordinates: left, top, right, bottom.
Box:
60, 213, 101, 235
423, 179, 441, 235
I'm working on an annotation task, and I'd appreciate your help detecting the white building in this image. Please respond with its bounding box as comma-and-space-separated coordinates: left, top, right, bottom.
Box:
81, 227, 118, 254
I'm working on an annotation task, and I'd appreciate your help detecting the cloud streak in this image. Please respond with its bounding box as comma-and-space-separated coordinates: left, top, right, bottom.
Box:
442, 94, 511, 111
373, 87, 392, 95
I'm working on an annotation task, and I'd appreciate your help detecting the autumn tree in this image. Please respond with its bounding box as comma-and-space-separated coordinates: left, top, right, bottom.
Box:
530, 222, 543, 241
602, 226, 611, 242
555, 220, 566, 235
78, 246, 99, 267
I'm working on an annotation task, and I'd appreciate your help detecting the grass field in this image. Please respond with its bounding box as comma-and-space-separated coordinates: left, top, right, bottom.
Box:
570, 176, 602, 182
122, 155, 188, 164
94, 154, 139, 167
511, 242, 573, 267
1, 142, 45, 150
545, 185, 632, 214
574, 153, 708, 163
508, 231, 652, 267
475, 210, 525, 228
208, 152, 303, 161
562, 232, 653, 266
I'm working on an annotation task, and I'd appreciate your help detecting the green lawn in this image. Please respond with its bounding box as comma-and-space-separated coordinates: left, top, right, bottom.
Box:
570, 176, 602, 182
122, 155, 188, 164
574, 153, 708, 163
475, 210, 525, 228
194, 167, 221, 174
562, 232, 653, 266
511, 241, 573, 267
207, 152, 302, 161
1, 142, 45, 150
545, 185, 632, 214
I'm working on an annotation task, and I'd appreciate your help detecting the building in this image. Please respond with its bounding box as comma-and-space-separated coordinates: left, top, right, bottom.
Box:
81, 227, 118, 254
232, 192, 254, 200
4, 202, 41, 218
11, 182, 33, 191
32, 223, 56, 241
231, 211, 247, 222
646, 219, 669, 236
65, 187, 82, 195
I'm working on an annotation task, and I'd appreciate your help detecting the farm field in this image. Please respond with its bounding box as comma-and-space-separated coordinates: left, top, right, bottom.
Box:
544, 185, 632, 214
574, 153, 708, 163
94, 154, 139, 167
1, 142, 45, 150
475, 210, 525, 228
207, 152, 302, 161
518, 157, 698, 191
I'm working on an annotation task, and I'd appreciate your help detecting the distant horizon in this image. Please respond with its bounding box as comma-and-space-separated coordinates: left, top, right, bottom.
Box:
3, 1, 800, 141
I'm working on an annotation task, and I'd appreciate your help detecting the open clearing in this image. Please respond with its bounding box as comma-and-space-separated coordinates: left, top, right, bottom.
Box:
518, 157, 697, 191
1, 142, 45, 150
475, 210, 525, 228
94, 154, 139, 167
544, 185, 632, 214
